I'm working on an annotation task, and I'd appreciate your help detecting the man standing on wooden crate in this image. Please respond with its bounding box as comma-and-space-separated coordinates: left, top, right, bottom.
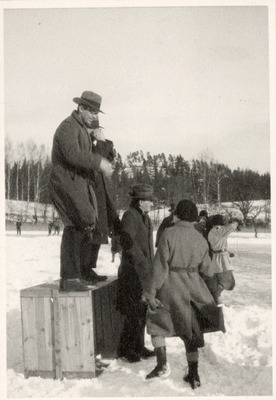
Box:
117, 184, 155, 363
49, 91, 113, 291
80, 118, 121, 283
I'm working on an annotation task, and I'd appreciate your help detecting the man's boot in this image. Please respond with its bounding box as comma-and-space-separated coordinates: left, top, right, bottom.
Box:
183, 361, 201, 389
145, 347, 170, 379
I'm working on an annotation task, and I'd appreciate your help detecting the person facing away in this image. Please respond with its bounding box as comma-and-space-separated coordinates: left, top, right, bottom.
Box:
116, 184, 156, 363
155, 202, 175, 247
203, 214, 242, 305
49, 91, 113, 291
142, 199, 225, 389
16, 219, 22, 236
80, 118, 121, 283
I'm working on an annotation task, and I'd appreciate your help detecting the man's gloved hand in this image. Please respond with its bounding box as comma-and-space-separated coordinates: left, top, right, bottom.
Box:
99, 158, 112, 178
141, 291, 164, 312
93, 128, 106, 142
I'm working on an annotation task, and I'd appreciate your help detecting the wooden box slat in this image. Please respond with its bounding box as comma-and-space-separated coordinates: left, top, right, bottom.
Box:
21, 296, 54, 372
20, 276, 124, 380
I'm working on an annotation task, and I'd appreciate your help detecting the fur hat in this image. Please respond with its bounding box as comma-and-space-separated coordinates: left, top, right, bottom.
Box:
73, 91, 104, 113
175, 199, 198, 222
129, 184, 155, 201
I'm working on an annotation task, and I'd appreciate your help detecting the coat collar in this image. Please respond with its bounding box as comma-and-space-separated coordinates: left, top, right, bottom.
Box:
174, 220, 195, 228
72, 110, 84, 127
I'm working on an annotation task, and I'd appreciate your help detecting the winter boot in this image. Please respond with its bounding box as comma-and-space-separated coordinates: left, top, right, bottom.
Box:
183, 361, 201, 389
140, 347, 155, 359
145, 347, 170, 379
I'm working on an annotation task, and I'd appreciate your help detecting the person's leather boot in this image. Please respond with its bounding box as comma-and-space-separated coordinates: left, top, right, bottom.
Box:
117, 348, 141, 363
88, 269, 108, 282
140, 347, 155, 359
183, 361, 201, 389
60, 278, 90, 291
145, 347, 170, 379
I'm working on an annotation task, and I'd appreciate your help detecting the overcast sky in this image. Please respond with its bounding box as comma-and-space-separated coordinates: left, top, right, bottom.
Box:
3, 2, 273, 174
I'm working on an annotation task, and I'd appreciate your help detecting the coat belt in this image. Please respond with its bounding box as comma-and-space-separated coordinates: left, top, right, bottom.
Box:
170, 266, 198, 273
212, 249, 227, 254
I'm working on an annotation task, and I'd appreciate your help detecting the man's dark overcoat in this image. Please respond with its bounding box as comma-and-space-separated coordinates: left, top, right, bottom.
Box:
49, 111, 101, 229
146, 221, 225, 345
90, 138, 119, 244
117, 205, 154, 316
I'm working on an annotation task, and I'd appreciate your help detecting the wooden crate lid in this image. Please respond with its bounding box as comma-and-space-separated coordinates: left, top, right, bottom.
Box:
20, 276, 118, 298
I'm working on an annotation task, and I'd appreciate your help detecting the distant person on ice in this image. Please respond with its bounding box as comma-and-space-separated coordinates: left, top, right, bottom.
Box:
142, 199, 225, 389
203, 214, 242, 305
48, 221, 53, 236
49, 91, 113, 291
117, 184, 155, 363
16, 219, 22, 236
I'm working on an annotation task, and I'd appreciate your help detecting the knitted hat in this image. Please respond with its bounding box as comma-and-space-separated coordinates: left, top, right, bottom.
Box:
175, 199, 198, 222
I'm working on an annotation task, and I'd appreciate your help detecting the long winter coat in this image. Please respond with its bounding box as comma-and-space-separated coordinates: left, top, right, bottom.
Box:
155, 213, 174, 247
49, 111, 101, 228
117, 205, 154, 316
90, 137, 119, 244
146, 221, 225, 344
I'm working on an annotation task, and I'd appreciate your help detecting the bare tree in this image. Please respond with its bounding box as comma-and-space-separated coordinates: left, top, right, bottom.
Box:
5, 137, 14, 201
16, 142, 26, 201
211, 163, 229, 209
232, 200, 264, 224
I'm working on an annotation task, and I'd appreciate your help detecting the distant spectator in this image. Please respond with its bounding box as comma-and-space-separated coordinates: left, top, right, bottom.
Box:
155, 203, 175, 247
16, 219, 22, 236
33, 215, 38, 224
48, 221, 53, 236
53, 220, 60, 235
111, 230, 122, 263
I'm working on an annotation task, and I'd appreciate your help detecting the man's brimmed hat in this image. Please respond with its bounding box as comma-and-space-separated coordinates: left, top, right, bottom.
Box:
129, 184, 156, 201
73, 91, 104, 113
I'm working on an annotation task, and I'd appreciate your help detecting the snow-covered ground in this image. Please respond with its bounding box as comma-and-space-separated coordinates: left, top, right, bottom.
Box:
5, 229, 273, 397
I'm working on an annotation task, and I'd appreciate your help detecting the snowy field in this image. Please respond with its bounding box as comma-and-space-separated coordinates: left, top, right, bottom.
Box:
5, 229, 273, 397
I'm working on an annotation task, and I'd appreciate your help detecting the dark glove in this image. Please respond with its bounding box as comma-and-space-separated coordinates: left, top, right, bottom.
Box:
141, 292, 164, 313
84, 225, 94, 241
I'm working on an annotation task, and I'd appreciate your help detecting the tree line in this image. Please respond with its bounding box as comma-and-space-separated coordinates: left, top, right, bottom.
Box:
5, 139, 270, 224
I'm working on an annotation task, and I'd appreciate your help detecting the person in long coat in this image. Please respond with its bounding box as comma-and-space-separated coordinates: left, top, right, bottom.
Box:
155, 203, 175, 247
117, 184, 155, 363
49, 91, 112, 291
142, 199, 225, 389
80, 119, 121, 283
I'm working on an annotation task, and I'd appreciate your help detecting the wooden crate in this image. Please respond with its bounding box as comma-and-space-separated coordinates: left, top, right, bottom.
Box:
20, 277, 125, 379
